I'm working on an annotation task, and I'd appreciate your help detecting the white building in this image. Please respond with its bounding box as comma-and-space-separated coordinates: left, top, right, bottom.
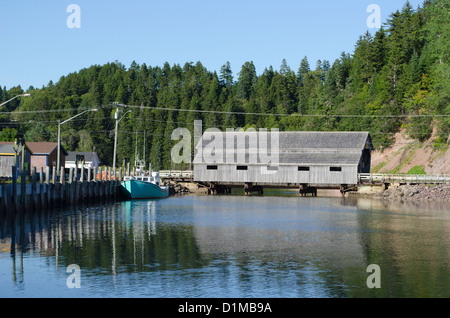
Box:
65, 152, 100, 169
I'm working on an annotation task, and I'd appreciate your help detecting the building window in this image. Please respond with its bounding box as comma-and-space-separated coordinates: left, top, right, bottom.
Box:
330, 167, 342, 172
298, 166, 310, 171
206, 165, 218, 170
236, 166, 248, 171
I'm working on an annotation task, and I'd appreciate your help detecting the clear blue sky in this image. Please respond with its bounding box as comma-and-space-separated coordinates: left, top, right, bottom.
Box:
0, 0, 424, 90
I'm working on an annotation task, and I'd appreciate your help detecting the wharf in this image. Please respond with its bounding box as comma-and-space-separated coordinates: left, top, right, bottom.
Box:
0, 166, 120, 214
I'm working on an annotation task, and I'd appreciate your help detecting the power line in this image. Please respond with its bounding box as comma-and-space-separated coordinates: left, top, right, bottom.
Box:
0, 106, 103, 115
123, 104, 450, 118
2, 102, 448, 118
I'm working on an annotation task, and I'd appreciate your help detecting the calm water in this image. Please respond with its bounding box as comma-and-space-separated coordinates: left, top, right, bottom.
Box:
0, 191, 449, 298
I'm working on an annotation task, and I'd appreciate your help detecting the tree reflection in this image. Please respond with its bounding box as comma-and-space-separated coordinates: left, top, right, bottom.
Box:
0, 200, 208, 283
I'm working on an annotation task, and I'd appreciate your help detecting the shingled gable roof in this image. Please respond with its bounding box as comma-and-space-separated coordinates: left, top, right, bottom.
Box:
25, 142, 68, 156
196, 131, 373, 165
278, 131, 372, 150
0, 142, 31, 155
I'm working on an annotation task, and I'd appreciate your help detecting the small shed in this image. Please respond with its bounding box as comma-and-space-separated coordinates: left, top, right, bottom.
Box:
26, 142, 68, 171
194, 131, 373, 186
0, 142, 32, 177
65, 152, 100, 169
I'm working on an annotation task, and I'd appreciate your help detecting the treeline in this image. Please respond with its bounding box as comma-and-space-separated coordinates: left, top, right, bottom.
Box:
0, 0, 448, 170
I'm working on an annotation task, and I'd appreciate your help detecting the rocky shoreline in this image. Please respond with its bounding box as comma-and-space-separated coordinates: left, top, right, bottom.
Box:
358, 184, 450, 202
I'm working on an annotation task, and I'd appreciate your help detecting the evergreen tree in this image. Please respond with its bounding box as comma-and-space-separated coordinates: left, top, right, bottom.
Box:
219, 61, 233, 87
236, 61, 257, 101
297, 56, 310, 84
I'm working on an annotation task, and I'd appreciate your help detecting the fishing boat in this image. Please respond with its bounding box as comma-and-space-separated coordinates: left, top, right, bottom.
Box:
120, 131, 169, 199
121, 172, 169, 199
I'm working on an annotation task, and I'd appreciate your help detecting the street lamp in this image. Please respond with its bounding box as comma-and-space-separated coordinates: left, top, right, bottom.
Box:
113, 107, 132, 177
57, 108, 98, 176
0, 93, 31, 107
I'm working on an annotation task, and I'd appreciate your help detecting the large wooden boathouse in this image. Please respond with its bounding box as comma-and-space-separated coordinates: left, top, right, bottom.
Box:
193, 131, 373, 191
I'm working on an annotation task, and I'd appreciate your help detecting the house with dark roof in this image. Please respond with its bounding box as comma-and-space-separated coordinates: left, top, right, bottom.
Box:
193, 131, 373, 186
26, 142, 68, 171
0, 142, 32, 177
65, 152, 100, 169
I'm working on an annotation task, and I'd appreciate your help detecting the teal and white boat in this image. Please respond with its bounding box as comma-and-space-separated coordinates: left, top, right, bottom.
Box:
121, 172, 169, 199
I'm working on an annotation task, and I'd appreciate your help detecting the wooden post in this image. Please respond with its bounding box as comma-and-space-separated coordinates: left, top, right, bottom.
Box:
51, 166, 58, 204
60, 167, 65, 203
107, 167, 111, 198
80, 165, 85, 202
87, 168, 92, 201
21, 162, 26, 205
80, 166, 85, 183
69, 168, 75, 205
39, 167, 43, 208
94, 166, 98, 198
45, 166, 51, 206
98, 166, 103, 199
31, 167, 37, 210
52, 166, 56, 184
75, 169, 80, 205
12, 166, 17, 207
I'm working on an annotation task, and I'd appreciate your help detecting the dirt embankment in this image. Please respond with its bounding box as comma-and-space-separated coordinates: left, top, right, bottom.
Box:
371, 128, 449, 175
361, 128, 450, 202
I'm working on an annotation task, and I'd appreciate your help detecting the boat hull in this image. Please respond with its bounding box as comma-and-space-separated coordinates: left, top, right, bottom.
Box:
121, 179, 169, 199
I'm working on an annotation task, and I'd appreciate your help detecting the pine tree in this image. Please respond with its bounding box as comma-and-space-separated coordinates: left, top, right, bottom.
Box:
236, 61, 257, 101
219, 61, 233, 87
297, 56, 310, 84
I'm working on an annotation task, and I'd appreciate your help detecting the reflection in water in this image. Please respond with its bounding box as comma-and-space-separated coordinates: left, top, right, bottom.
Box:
0, 194, 449, 298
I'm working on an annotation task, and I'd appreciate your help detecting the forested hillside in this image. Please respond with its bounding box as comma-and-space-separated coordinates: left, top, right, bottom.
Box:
0, 0, 448, 170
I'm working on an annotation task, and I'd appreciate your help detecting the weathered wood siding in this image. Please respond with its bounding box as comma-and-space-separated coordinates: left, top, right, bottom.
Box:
194, 164, 358, 185
0, 157, 15, 177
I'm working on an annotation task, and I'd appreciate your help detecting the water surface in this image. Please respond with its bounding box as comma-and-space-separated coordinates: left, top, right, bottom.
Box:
0, 192, 449, 298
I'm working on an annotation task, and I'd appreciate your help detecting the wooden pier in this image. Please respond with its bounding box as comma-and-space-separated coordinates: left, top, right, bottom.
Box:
0, 165, 122, 214
160, 170, 450, 196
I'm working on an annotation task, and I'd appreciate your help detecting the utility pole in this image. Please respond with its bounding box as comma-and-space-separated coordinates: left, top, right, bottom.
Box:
57, 108, 98, 177
113, 104, 119, 177
112, 102, 131, 178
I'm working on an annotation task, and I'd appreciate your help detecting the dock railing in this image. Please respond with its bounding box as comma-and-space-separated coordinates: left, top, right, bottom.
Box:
358, 173, 450, 184
159, 170, 193, 179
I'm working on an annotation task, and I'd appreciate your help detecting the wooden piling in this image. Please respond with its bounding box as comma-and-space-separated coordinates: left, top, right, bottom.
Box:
12, 166, 17, 207
87, 168, 92, 201
60, 167, 65, 204
69, 168, 74, 205
39, 167, 44, 209
1, 165, 120, 215
21, 164, 26, 205
31, 167, 38, 209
